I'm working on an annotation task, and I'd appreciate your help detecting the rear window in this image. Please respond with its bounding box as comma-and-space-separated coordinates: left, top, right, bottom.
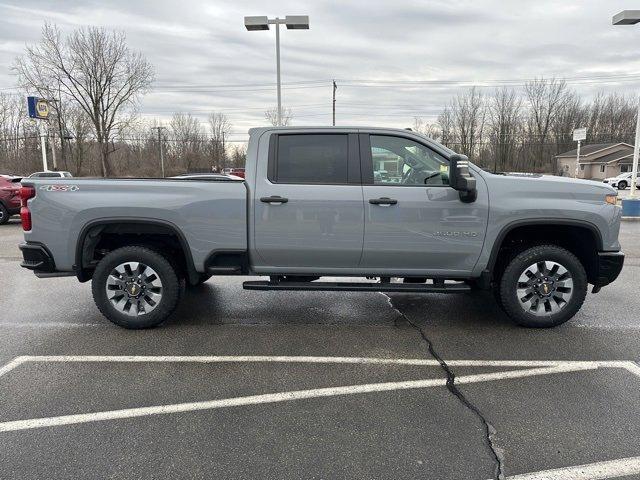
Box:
273, 134, 348, 184
36, 172, 62, 178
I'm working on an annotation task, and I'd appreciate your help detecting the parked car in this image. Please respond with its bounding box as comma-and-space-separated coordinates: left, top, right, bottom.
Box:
29, 171, 73, 178
603, 172, 640, 190
0, 175, 21, 225
229, 168, 245, 178
18, 126, 623, 330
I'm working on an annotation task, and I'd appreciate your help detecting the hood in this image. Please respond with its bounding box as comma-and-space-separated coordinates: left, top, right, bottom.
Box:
482, 170, 617, 196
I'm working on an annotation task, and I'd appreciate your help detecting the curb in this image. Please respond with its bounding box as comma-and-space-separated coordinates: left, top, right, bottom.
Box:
622, 216, 640, 221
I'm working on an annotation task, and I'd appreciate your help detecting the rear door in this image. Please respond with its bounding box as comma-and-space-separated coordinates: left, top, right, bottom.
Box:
253, 131, 364, 270
359, 133, 488, 275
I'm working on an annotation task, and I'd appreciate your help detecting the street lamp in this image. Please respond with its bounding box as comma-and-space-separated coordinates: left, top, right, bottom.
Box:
244, 15, 310, 126
613, 10, 640, 200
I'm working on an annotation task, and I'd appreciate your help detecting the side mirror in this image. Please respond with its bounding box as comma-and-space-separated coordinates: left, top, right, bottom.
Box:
449, 154, 477, 203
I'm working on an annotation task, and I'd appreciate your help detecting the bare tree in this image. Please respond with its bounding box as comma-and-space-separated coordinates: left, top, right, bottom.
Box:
488, 87, 522, 172
264, 106, 293, 126
588, 93, 637, 144
412, 117, 442, 141
208, 112, 231, 170
14, 23, 154, 177
523, 78, 568, 170
63, 104, 93, 176
437, 106, 455, 149
170, 113, 207, 173
447, 87, 486, 158
229, 144, 247, 168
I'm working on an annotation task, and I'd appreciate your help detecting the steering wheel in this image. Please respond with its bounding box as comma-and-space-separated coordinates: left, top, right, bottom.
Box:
423, 171, 441, 184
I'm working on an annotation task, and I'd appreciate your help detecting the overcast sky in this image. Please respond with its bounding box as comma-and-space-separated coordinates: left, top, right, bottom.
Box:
1, 0, 639, 143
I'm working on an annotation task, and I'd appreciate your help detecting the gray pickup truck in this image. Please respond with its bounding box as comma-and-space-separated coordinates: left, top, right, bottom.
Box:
17, 127, 624, 329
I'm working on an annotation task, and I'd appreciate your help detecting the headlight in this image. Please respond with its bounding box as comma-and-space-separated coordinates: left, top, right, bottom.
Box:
605, 194, 618, 206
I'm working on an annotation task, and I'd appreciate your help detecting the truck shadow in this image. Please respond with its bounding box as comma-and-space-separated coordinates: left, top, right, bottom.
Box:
167, 279, 513, 329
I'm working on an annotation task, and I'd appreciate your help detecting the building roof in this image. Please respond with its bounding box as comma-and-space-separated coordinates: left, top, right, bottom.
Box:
555, 142, 633, 158
589, 151, 634, 165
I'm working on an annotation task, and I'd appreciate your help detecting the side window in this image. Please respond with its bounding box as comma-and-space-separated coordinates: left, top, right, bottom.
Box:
369, 135, 449, 186
274, 134, 348, 184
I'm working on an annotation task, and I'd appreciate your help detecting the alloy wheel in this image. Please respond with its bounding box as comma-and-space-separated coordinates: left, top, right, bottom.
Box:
105, 261, 163, 316
516, 261, 573, 316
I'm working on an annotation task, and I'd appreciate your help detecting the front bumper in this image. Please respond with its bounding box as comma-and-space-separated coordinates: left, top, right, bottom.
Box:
593, 251, 624, 289
19, 242, 56, 273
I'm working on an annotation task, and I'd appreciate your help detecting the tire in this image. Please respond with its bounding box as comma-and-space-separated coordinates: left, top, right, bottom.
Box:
0, 204, 9, 225
91, 246, 181, 329
618, 181, 627, 190
499, 245, 587, 328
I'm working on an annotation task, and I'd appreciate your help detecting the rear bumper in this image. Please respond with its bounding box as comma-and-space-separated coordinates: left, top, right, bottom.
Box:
593, 251, 624, 288
19, 242, 56, 273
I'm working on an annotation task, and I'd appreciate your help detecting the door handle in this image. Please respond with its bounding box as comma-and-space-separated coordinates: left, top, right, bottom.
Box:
369, 197, 397, 206
260, 195, 289, 204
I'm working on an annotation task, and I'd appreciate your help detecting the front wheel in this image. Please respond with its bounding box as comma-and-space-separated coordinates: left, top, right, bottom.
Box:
618, 181, 627, 190
499, 245, 587, 328
92, 246, 181, 329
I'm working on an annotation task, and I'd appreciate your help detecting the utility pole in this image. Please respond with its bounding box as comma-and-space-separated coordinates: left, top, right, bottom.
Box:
151, 126, 166, 177
50, 131, 58, 170
222, 131, 226, 170
332, 80, 337, 126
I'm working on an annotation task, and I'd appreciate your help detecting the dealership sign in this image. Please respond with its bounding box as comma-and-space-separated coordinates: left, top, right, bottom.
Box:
27, 96, 50, 120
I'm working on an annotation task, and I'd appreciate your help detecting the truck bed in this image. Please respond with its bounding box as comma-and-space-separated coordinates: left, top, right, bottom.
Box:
21, 178, 248, 272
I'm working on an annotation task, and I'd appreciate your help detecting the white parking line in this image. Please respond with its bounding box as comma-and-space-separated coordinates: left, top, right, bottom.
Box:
3, 355, 640, 372
0, 357, 27, 378
0, 363, 596, 433
506, 455, 640, 480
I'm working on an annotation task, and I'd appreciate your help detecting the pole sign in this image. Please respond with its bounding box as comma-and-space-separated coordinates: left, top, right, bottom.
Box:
573, 127, 587, 142
27, 96, 50, 120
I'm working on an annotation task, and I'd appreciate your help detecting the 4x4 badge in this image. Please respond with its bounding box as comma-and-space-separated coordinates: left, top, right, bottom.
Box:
39, 185, 79, 192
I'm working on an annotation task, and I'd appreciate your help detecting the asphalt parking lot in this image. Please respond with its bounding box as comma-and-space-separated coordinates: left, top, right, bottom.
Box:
1, 217, 640, 480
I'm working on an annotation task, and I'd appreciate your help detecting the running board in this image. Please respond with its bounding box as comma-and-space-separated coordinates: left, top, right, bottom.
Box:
242, 280, 471, 293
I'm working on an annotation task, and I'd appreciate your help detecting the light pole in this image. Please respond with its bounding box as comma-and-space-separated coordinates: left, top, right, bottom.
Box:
151, 126, 166, 177
613, 10, 640, 199
244, 15, 310, 126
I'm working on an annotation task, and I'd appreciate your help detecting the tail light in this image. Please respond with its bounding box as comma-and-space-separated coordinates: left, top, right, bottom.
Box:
19, 186, 36, 231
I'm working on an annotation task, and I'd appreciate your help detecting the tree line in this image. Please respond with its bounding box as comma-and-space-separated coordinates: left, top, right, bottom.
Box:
414, 79, 638, 173
0, 93, 246, 177
0, 24, 637, 177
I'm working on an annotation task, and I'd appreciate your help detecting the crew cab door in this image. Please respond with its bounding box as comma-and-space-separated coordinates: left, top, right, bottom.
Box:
252, 132, 364, 270
359, 133, 488, 275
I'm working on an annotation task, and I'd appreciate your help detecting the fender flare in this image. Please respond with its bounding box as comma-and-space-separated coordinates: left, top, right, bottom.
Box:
486, 218, 604, 273
74, 218, 199, 284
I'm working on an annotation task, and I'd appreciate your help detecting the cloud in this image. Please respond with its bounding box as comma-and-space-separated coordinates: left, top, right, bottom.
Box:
1, 0, 639, 140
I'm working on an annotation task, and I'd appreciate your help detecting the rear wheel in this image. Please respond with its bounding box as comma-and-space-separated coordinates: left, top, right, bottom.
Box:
499, 245, 587, 328
618, 180, 628, 190
92, 246, 181, 329
0, 204, 9, 225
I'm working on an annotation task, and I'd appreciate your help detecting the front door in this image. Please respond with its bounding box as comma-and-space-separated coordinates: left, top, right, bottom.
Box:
360, 133, 488, 275
253, 132, 364, 270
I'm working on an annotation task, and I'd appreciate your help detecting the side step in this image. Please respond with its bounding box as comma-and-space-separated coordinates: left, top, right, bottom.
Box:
242, 280, 471, 293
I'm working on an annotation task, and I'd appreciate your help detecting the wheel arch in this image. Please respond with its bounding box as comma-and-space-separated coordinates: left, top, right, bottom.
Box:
75, 218, 199, 284
487, 219, 603, 285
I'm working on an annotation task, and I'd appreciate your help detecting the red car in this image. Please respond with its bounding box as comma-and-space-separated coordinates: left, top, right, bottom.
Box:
229, 168, 245, 178
0, 175, 21, 225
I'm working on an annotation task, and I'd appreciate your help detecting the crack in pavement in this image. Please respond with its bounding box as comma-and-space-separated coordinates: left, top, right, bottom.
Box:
382, 293, 506, 480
